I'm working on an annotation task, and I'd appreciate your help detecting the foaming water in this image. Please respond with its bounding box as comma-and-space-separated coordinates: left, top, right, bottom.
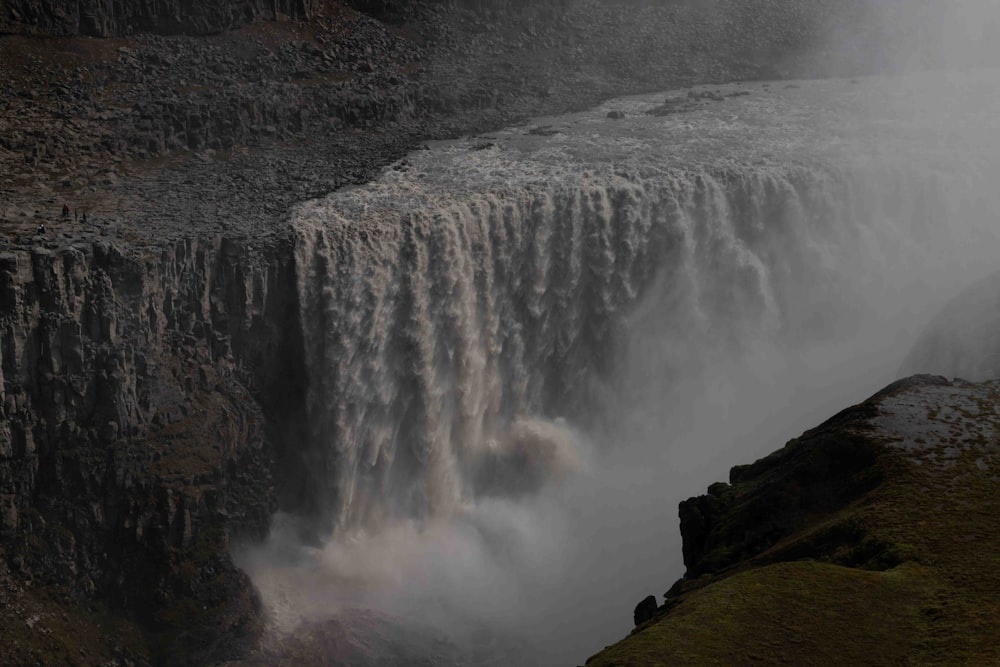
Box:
238, 70, 1000, 664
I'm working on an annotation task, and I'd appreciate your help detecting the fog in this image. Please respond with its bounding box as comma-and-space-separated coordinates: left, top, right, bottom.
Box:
892, 0, 1000, 68
237, 2, 1000, 665
242, 247, 997, 664
810, 0, 1000, 73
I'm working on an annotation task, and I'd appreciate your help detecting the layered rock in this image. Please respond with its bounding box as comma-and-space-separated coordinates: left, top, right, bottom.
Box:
0, 236, 302, 663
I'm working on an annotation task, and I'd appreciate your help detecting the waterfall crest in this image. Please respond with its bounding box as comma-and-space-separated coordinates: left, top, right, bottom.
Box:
292, 119, 1000, 529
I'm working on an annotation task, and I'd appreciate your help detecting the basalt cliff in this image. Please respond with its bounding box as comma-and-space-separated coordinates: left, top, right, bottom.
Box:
0, 237, 301, 663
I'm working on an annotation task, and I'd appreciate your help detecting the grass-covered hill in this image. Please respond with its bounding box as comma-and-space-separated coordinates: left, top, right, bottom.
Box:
588, 375, 1000, 666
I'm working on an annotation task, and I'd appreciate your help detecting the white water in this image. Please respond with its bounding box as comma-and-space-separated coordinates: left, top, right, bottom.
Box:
239, 70, 1000, 665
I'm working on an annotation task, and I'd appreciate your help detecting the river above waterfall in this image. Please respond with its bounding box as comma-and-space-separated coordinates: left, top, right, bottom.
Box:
304, 68, 1000, 213
239, 69, 1000, 666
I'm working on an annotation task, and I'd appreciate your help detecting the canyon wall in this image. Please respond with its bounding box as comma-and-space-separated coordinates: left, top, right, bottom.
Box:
0, 236, 303, 662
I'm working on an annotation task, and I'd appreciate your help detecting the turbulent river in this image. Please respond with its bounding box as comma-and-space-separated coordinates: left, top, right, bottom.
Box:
237, 69, 1000, 665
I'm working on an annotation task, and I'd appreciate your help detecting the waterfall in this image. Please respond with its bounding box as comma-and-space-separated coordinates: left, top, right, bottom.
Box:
243, 71, 1000, 664
292, 151, 998, 531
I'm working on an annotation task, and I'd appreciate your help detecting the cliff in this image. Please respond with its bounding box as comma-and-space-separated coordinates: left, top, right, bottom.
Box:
588, 375, 1000, 665
0, 237, 305, 664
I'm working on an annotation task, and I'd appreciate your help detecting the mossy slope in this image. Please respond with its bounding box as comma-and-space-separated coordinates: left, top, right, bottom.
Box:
588, 375, 1000, 666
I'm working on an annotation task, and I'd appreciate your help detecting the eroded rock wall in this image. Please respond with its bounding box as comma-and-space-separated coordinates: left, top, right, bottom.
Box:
0, 236, 300, 662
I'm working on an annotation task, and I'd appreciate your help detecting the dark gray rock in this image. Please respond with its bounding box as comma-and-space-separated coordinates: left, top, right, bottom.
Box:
634, 595, 658, 627
1, 0, 320, 37
0, 238, 298, 663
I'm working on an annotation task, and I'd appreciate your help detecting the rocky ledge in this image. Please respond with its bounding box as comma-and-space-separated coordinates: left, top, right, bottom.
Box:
591, 374, 1000, 665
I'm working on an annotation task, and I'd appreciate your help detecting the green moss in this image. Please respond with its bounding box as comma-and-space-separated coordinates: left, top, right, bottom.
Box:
590, 561, 939, 667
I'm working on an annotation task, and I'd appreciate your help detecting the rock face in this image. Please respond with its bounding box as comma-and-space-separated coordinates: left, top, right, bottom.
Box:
633, 595, 658, 627
675, 389, 892, 580
1, 0, 319, 37
0, 237, 302, 664
590, 375, 1000, 665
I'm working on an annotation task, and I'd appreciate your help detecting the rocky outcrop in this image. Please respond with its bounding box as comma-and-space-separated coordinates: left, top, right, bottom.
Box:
632, 595, 658, 627
590, 375, 1000, 665
674, 389, 893, 581
0, 236, 302, 663
1, 0, 319, 37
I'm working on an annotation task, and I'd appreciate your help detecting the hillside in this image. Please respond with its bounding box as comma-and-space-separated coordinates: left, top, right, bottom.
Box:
588, 375, 1000, 666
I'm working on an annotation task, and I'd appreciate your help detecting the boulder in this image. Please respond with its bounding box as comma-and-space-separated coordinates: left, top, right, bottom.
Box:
633, 594, 658, 626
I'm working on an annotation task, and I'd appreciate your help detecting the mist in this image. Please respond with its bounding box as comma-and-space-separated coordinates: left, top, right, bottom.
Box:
240, 243, 997, 664
236, 3, 1000, 665
807, 0, 1000, 74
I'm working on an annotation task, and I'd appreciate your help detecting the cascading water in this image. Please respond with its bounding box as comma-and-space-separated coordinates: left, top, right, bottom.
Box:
239, 69, 1000, 665
292, 170, 785, 529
